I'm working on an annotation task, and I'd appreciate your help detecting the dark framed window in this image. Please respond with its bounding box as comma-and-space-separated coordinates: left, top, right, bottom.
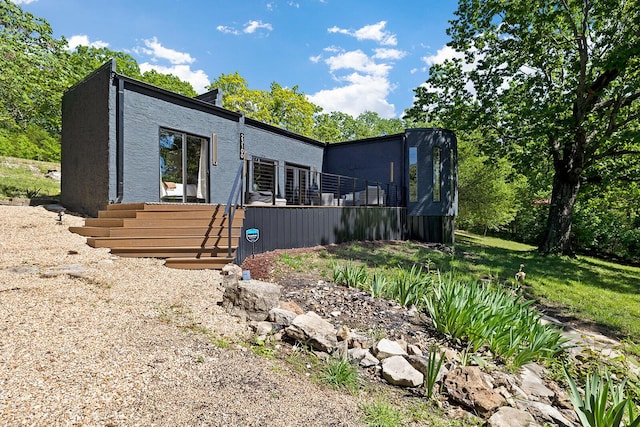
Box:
433, 147, 441, 202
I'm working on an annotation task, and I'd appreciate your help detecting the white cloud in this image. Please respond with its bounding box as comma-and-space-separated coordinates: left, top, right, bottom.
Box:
243, 20, 273, 34
325, 50, 391, 76
134, 38, 209, 94
309, 54, 323, 63
328, 21, 397, 46
422, 45, 464, 66
323, 45, 342, 53
140, 36, 194, 65
288, 1, 300, 8
139, 63, 210, 94
11, 0, 37, 3
308, 73, 395, 118
373, 48, 406, 60
65, 34, 109, 51
216, 25, 241, 35
217, 20, 273, 35
309, 21, 406, 117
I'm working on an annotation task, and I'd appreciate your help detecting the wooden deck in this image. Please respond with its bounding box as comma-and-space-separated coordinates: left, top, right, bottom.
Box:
69, 203, 244, 270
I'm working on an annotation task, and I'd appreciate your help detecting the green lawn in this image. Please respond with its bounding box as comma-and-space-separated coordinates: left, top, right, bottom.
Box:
0, 156, 60, 199
319, 231, 640, 342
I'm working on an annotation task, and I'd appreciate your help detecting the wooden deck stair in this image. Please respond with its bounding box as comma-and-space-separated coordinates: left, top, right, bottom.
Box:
69, 203, 245, 270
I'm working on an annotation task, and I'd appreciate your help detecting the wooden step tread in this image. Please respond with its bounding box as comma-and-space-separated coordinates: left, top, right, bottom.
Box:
109, 247, 236, 258
84, 218, 124, 227
108, 226, 242, 238
165, 257, 235, 270
88, 236, 239, 248
69, 226, 111, 237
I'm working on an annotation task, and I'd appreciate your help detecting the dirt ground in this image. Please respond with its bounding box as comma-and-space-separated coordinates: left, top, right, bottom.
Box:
0, 205, 372, 426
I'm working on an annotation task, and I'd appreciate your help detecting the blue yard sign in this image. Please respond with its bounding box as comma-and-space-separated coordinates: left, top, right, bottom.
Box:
246, 228, 260, 243
246, 228, 260, 258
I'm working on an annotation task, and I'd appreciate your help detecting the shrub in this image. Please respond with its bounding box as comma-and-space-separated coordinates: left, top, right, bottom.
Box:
386, 265, 432, 307
424, 277, 569, 369
565, 368, 640, 427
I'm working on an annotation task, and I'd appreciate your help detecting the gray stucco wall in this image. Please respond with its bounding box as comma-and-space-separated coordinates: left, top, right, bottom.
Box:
61, 61, 115, 216
242, 120, 325, 199
119, 82, 242, 204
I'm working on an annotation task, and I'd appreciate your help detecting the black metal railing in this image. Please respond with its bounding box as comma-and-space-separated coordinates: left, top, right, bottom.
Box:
244, 160, 404, 207
224, 161, 244, 257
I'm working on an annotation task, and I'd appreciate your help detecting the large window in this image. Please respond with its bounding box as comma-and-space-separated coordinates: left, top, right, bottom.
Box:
433, 147, 441, 202
159, 129, 208, 203
409, 147, 418, 202
250, 157, 276, 193
285, 163, 310, 205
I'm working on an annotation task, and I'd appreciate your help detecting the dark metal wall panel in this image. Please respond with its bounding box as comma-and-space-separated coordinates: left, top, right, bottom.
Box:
236, 207, 407, 263
405, 129, 458, 217
407, 215, 456, 244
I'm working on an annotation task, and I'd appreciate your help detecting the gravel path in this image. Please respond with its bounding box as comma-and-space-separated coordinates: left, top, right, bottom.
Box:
0, 206, 362, 426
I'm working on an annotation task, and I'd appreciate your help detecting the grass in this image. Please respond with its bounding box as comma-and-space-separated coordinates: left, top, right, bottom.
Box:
0, 156, 60, 199
272, 232, 640, 343
321, 356, 360, 393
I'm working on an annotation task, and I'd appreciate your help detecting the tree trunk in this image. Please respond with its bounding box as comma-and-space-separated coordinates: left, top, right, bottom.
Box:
539, 170, 581, 255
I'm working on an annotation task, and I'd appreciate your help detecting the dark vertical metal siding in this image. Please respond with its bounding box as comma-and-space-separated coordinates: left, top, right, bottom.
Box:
236, 206, 407, 263
407, 215, 456, 244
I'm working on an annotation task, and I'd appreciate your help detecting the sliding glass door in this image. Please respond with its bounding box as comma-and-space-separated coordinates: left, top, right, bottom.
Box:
159, 129, 208, 203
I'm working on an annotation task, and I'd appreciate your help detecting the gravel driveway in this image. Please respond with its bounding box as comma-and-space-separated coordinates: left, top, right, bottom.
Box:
0, 205, 362, 426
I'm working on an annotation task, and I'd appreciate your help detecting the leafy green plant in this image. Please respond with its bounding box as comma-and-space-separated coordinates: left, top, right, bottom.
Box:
321, 356, 360, 392
331, 261, 344, 284
386, 265, 431, 307
424, 345, 445, 399
565, 368, 640, 427
343, 262, 368, 289
361, 400, 403, 427
25, 187, 41, 198
332, 262, 368, 289
424, 277, 569, 369
369, 272, 388, 298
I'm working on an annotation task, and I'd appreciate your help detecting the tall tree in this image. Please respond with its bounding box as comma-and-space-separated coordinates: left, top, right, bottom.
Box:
456, 131, 526, 235
313, 110, 405, 143
208, 72, 320, 137
405, 0, 640, 255
0, 0, 67, 132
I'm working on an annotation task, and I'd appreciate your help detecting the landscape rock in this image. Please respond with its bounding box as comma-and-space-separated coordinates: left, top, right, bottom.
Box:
406, 354, 447, 381
374, 338, 408, 359
519, 364, 555, 401
336, 325, 350, 342
249, 321, 273, 336
222, 280, 282, 321
268, 307, 297, 327
348, 348, 379, 367
516, 400, 575, 427
40, 263, 88, 278
285, 311, 338, 352
407, 344, 423, 356
279, 300, 304, 315
381, 355, 424, 387
444, 366, 506, 415
488, 406, 539, 427
348, 333, 373, 349
222, 263, 243, 279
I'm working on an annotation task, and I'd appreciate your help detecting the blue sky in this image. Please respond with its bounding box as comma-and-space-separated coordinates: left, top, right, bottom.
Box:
15, 0, 459, 119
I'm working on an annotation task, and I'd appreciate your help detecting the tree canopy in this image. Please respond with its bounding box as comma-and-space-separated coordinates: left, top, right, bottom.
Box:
405, 0, 640, 255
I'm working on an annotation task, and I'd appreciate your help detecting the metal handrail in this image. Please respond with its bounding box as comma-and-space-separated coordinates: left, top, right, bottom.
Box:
244, 159, 404, 207
224, 162, 244, 257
